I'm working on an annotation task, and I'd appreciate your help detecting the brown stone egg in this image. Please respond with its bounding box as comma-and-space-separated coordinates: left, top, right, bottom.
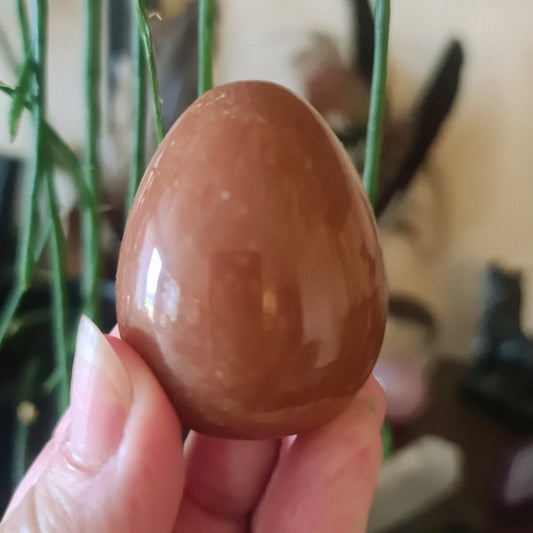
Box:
116, 81, 387, 439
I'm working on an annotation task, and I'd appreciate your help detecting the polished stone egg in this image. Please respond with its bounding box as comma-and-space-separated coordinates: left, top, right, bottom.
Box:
116, 81, 386, 438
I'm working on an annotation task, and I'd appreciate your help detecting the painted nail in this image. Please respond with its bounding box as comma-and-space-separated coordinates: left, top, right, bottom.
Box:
69, 316, 132, 467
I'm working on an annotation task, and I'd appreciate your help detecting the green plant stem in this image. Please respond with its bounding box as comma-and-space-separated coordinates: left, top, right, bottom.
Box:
362, 0, 390, 207
49, 137, 100, 302
10, 0, 32, 141
127, 15, 147, 214
24, 0, 47, 287
16, 0, 31, 54
12, 409, 30, 486
198, 0, 215, 96
6, 0, 47, 478
2, 83, 99, 309
45, 161, 70, 413
33, 217, 51, 262
14, 156, 42, 294
136, 0, 163, 143
82, 0, 102, 320
12, 357, 40, 487
9, 55, 33, 140
0, 0, 49, 349
0, 285, 25, 343
80, 200, 100, 319
46, 111, 99, 328
0, 84, 98, 348
47, 126, 94, 209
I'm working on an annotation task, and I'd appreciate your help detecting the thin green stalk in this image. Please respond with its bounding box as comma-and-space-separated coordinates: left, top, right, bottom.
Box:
6, 1, 47, 481
15, 156, 43, 291
80, 199, 100, 319
83, 0, 102, 320
33, 214, 51, 262
10, 0, 32, 140
48, 135, 100, 302
362, 0, 390, 207
12, 408, 31, 486
0, 284, 25, 343
0, 84, 97, 349
0, 82, 99, 314
12, 357, 40, 487
16, 0, 31, 54
45, 160, 70, 413
44, 104, 99, 326
198, 0, 215, 96
127, 14, 147, 214
21, 0, 47, 288
9, 55, 34, 140
47, 124, 94, 209
0, 0, 49, 349
136, 0, 163, 143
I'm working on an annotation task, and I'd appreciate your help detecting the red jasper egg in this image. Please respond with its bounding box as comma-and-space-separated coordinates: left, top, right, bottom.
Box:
116, 81, 387, 439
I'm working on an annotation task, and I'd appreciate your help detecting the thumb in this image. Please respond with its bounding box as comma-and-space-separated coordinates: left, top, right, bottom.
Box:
1, 316, 184, 533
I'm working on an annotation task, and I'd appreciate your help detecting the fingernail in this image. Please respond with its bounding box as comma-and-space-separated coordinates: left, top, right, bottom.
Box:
69, 316, 132, 467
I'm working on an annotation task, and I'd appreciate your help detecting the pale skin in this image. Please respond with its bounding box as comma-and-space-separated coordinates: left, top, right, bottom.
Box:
0, 323, 385, 533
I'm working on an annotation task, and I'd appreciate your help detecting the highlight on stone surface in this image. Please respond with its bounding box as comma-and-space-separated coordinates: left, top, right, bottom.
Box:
116, 80, 387, 439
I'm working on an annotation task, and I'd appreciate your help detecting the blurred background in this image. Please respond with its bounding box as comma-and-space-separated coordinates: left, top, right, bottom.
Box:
1, 1, 532, 531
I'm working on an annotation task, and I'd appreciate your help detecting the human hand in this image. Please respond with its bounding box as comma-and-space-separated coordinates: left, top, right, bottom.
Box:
1, 316, 385, 532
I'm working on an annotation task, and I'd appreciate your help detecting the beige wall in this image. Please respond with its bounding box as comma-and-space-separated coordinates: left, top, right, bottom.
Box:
385, 1, 533, 355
